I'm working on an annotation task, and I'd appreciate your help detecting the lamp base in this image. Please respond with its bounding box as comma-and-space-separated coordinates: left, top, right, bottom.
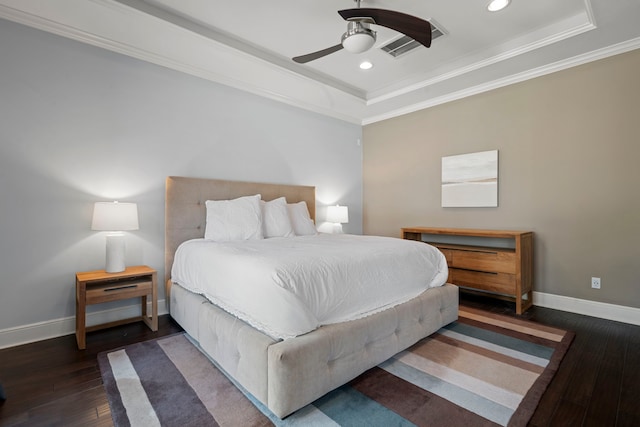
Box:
105, 233, 126, 273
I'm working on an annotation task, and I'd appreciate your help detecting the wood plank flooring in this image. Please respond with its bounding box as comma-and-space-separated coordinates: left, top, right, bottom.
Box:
0, 316, 183, 426
461, 293, 640, 427
1, 294, 639, 426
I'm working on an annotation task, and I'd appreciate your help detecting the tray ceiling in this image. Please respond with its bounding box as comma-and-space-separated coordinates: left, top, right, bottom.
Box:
1, 0, 639, 124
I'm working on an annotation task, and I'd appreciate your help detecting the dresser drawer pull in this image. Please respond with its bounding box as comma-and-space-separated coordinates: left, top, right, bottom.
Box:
104, 284, 137, 292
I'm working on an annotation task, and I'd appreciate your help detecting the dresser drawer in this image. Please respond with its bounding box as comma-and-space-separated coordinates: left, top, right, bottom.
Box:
443, 247, 517, 274
439, 248, 453, 264
449, 268, 516, 296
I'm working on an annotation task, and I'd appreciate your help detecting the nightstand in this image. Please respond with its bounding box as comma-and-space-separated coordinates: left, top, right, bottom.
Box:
75, 265, 158, 349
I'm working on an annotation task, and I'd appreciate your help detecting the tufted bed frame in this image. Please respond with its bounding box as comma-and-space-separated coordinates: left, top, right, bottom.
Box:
165, 176, 459, 418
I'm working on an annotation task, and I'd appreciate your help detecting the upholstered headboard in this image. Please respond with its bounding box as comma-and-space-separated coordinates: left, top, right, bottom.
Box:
164, 176, 316, 287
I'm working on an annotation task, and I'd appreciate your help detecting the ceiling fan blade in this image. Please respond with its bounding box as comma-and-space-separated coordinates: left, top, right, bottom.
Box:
338, 8, 432, 48
292, 44, 344, 64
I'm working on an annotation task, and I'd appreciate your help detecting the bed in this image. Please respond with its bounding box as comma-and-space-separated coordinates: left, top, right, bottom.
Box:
165, 176, 459, 418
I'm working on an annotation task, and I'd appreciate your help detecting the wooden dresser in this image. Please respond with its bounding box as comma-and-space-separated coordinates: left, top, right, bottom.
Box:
402, 227, 533, 314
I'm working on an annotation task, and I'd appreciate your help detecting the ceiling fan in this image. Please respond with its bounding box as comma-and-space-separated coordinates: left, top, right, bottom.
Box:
292, 0, 432, 64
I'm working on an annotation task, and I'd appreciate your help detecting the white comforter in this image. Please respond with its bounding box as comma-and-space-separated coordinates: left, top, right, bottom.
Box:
171, 233, 448, 340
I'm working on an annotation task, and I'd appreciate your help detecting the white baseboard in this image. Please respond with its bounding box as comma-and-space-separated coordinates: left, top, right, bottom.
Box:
0, 299, 168, 350
533, 292, 640, 326
2, 293, 638, 349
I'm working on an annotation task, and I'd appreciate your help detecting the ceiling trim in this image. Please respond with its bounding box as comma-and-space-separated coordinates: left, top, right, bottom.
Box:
2, 0, 636, 127
114, 0, 367, 100
0, 0, 367, 124
362, 36, 640, 125
366, 11, 597, 105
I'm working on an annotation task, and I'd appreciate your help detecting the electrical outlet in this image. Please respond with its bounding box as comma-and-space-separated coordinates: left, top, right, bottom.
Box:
591, 277, 601, 289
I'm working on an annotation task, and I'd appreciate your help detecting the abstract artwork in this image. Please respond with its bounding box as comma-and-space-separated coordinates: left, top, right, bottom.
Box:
441, 150, 498, 207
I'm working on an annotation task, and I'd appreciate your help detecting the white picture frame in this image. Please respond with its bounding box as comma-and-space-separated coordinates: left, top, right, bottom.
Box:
441, 150, 498, 207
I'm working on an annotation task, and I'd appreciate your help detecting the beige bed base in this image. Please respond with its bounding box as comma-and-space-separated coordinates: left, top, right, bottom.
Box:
165, 176, 459, 418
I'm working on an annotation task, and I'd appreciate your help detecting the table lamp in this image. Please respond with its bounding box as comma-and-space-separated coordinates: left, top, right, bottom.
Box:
91, 201, 139, 273
326, 205, 349, 233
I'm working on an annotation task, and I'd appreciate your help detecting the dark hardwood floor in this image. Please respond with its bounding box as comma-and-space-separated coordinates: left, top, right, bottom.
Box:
461, 293, 640, 427
0, 316, 183, 427
1, 295, 638, 426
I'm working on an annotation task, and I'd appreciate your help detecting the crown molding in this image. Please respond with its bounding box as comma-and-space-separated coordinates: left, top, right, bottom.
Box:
1, 0, 637, 127
366, 10, 597, 106
0, 0, 366, 124
362, 36, 640, 125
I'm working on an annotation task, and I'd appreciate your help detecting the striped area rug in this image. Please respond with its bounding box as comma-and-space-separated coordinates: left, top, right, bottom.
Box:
98, 307, 573, 427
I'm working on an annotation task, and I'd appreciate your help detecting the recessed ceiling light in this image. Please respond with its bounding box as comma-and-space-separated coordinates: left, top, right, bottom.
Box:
359, 61, 373, 70
487, 0, 510, 12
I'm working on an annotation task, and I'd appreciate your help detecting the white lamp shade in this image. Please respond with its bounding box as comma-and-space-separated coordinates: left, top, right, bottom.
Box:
327, 205, 349, 224
91, 202, 139, 231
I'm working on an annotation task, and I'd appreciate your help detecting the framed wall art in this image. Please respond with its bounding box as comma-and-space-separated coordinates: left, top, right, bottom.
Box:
441, 150, 498, 207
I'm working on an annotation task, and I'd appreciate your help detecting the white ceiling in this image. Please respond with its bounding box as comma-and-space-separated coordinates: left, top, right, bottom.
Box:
1, 0, 639, 124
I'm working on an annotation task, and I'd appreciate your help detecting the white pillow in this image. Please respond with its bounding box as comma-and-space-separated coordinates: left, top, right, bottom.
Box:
260, 197, 295, 238
204, 194, 263, 242
287, 201, 317, 236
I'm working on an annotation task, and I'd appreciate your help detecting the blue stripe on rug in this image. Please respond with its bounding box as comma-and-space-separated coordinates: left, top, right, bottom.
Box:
233, 376, 413, 427
379, 356, 513, 426
442, 322, 554, 360
274, 404, 341, 426
312, 386, 417, 427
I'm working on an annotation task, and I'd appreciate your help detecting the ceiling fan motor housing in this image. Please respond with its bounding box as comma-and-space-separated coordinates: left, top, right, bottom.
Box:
292, 7, 430, 63
341, 21, 376, 53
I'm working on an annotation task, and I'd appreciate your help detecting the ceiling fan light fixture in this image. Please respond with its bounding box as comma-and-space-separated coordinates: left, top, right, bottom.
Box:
341, 21, 376, 53
487, 0, 510, 12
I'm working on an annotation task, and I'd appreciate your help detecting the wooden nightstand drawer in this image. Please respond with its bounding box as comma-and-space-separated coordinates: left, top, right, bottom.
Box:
86, 279, 153, 304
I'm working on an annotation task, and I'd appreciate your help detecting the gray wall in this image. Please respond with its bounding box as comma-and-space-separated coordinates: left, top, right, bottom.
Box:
0, 19, 362, 333
363, 48, 640, 309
